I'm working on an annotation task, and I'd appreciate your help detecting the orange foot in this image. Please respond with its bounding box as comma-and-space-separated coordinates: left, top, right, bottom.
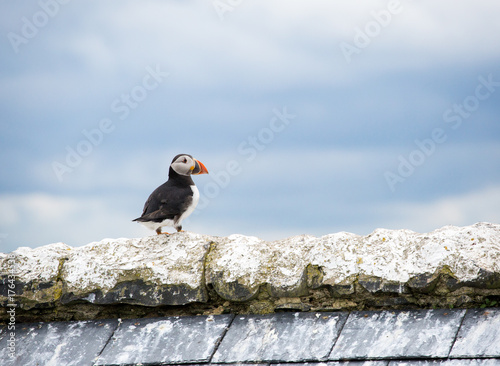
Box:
156, 228, 170, 235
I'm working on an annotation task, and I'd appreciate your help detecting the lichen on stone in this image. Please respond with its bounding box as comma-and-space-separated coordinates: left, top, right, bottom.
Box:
1, 223, 499, 323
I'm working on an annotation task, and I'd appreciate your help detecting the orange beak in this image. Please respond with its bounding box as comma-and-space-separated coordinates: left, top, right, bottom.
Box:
192, 159, 209, 175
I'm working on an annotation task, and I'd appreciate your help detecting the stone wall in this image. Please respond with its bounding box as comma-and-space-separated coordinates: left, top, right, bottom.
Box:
1, 223, 499, 323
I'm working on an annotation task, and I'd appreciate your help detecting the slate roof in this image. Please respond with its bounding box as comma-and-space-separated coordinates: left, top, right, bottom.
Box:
0, 308, 499, 366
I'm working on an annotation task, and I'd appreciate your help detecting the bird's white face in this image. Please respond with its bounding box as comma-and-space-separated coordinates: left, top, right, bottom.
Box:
171, 155, 196, 176
170, 154, 209, 176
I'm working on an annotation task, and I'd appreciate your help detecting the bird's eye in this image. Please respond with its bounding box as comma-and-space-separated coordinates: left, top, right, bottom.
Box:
183, 158, 187, 163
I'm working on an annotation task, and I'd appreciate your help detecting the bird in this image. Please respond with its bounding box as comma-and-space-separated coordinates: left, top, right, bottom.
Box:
133, 154, 208, 235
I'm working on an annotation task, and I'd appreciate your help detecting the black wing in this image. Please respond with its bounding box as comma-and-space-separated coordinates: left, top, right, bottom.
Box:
133, 181, 192, 223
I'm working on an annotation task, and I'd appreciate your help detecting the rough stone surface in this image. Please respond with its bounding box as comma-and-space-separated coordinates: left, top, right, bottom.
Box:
1, 223, 499, 322
0, 242, 71, 309
206, 223, 500, 298
60, 233, 211, 306
1, 233, 211, 312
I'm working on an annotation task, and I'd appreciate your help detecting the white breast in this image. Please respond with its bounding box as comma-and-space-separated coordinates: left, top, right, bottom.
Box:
177, 185, 199, 224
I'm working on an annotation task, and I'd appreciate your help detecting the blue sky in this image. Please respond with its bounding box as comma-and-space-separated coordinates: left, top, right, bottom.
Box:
1, 0, 500, 253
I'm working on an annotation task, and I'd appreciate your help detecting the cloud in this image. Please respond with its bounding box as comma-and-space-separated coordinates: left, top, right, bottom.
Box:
188, 184, 500, 240
0, 1, 499, 253
383, 185, 500, 233
5, 0, 500, 98
0, 193, 147, 252
1, 180, 499, 253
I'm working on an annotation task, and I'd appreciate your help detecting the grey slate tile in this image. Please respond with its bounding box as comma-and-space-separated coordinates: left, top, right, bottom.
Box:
450, 308, 500, 358
272, 363, 331, 366
0, 324, 14, 362
211, 364, 269, 366
212, 311, 349, 363
274, 362, 389, 366
95, 314, 234, 365
329, 309, 466, 360
0, 324, 5, 340
330, 362, 391, 366
390, 360, 500, 366
0, 319, 118, 366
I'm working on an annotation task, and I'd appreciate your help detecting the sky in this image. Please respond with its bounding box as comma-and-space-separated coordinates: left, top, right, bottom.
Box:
1, 0, 500, 253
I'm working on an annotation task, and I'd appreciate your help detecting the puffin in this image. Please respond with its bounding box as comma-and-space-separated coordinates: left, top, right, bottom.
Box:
133, 154, 208, 234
